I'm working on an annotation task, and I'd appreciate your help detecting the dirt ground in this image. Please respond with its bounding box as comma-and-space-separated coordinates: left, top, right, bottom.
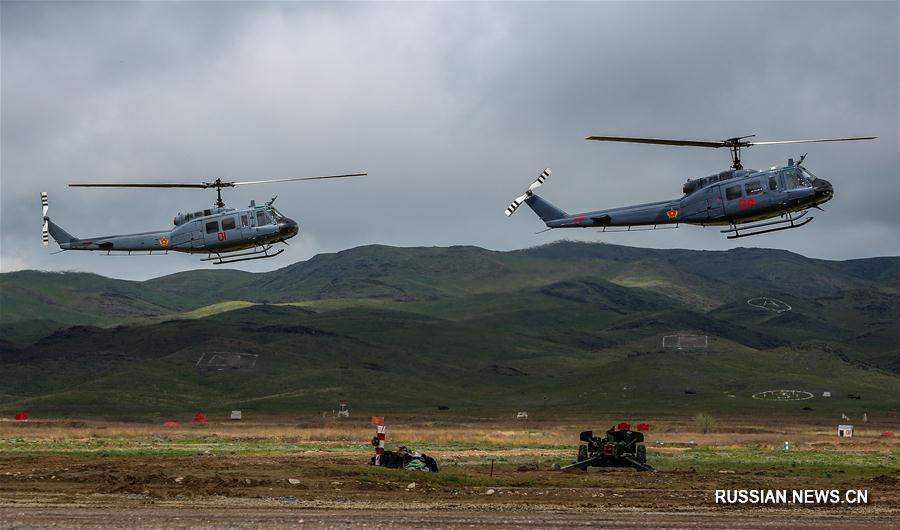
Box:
1, 418, 898, 528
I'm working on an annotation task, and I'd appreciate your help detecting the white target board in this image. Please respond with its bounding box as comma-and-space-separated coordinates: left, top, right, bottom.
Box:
662, 334, 708, 349
195, 352, 258, 370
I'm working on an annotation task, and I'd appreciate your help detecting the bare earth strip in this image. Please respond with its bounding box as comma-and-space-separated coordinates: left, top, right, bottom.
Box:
2, 507, 899, 529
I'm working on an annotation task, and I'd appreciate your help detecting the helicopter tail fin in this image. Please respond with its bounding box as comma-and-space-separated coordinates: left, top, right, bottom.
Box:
524, 194, 568, 223
41, 192, 78, 247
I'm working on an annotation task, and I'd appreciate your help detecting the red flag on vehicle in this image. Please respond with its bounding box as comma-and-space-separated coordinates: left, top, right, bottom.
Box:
636, 423, 650, 432
617, 421, 631, 431
370, 416, 384, 425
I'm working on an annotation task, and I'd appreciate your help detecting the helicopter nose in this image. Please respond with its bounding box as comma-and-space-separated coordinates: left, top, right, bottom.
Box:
814, 178, 834, 202
278, 217, 299, 239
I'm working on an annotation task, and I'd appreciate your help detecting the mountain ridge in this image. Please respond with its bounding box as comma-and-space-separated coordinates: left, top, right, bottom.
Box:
1, 241, 897, 417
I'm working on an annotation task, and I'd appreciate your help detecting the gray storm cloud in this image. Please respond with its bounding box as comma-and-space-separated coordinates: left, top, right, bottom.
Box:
1, 1, 897, 280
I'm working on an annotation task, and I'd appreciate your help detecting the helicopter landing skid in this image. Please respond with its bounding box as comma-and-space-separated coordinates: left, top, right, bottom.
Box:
202, 245, 284, 265
722, 211, 813, 239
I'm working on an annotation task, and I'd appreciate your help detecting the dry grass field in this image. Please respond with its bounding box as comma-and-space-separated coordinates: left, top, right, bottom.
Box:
1, 415, 898, 527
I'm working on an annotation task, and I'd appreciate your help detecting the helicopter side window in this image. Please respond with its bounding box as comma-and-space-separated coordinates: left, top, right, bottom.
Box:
725, 185, 742, 200
241, 215, 249, 227
744, 181, 763, 195
769, 176, 778, 191
205, 221, 220, 234
256, 210, 270, 226
221, 217, 236, 231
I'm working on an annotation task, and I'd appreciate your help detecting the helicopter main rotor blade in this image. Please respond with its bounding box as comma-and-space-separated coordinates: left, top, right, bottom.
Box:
750, 137, 876, 146
232, 173, 368, 186
585, 136, 725, 148
69, 183, 210, 188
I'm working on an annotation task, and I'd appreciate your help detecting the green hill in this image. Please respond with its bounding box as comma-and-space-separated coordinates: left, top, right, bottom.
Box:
1, 242, 897, 417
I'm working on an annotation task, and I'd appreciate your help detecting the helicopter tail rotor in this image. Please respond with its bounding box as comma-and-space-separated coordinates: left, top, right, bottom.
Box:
505, 168, 551, 216
41, 192, 49, 246
40, 191, 79, 247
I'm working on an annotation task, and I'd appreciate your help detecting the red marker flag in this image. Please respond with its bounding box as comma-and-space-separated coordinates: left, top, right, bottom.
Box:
14, 412, 28, 421
370, 416, 384, 425
193, 413, 207, 423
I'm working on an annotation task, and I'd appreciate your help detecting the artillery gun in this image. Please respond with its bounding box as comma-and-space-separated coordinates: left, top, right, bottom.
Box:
562, 424, 654, 472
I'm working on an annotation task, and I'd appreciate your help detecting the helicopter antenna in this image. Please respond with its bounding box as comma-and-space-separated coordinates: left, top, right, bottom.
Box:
69, 172, 367, 207
585, 135, 876, 170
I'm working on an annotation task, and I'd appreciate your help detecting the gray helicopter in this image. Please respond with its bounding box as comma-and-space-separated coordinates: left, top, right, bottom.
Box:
505, 135, 874, 239
42, 173, 365, 264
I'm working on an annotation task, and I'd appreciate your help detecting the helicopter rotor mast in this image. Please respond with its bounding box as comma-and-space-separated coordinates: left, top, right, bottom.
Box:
70, 173, 368, 208
585, 135, 876, 170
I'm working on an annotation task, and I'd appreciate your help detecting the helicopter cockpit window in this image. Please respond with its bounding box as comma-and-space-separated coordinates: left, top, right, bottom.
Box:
204, 209, 212, 217
256, 210, 271, 226
769, 176, 778, 191
782, 167, 806, 189
205, 221, 219, 234
221, 217, 236, 231
725, 185, 742, 200
744, 181, 763, 195
269, 207, 285, 220
800, 167, 818, 184
241, 215, 249, 227
193, 211, 203, 219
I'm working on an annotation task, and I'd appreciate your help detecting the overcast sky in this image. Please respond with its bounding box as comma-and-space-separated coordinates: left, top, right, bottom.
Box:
2, 1, 897, 281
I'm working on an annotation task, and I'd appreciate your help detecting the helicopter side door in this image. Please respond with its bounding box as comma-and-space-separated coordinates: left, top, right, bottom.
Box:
170, 220, 203, 251
705, 185, 725, 219
685, 185, 725, 221
218, 213, 242, 249
720, 182, 745, 219
239, 211, 254, 243
680, 186, 722, 221
252, 208, 278, 242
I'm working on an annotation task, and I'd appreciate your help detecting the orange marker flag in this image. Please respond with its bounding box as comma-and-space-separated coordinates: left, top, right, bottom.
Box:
370, 416, 384, 425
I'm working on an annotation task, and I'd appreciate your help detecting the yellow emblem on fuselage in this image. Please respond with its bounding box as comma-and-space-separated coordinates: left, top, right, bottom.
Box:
159, 238, 169, 247
666, 208, 678, 220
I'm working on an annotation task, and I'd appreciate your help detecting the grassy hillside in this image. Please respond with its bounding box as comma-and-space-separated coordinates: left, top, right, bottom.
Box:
1, 242, 897, 418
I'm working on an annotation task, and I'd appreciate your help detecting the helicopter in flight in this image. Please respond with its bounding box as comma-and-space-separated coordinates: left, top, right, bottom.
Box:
505, 135, 875, 239
41, 172, 365, 264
